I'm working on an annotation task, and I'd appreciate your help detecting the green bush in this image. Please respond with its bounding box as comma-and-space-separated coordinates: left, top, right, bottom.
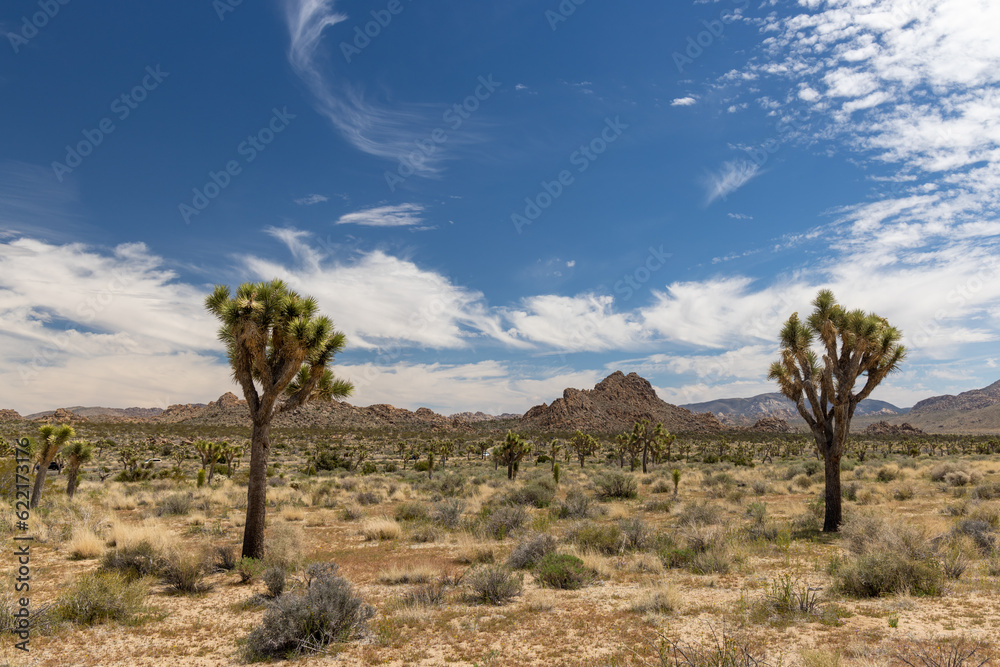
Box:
262, 566, 287, 598
243, 563, 374, 660
237, 557, 265, 584
56, 572, 148, 626
466, 565, 523, 605
535, 553, 591, 589
100, 541, 164, 579
688, 548, 732, 574
161, 550, 212, 594
156, 492, 192, 516
414, 460, 431, 472
394, 501, 429, 522
596, 472, 638, 500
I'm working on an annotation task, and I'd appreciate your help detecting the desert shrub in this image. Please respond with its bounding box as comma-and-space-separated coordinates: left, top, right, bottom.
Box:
630, 584, 681, 614
953, 519, 996, 554
757, 574, 822, 619
660, 547, 696, 569
644, 499, 674, 513
841, 514, 936, 561
360, 462, 377, 475
215, 544, 239, 571
568, 521, 623, 555
843, 482, 860, 502
100, 541, 163, 579
413, 460, 430, 472
262, 566, 287, 598
803, 460, 822, 476
466, 565, 523, 605
941, 544, 970, 580
507, 533, 557, 569
55, 572, 148, 626
535, 553, 591, 589
792, 473, 813, 490
503, 479, 555, 508
400, 581, 447, 607
555, 489, 594, 519
433, 474, 466, 498
161, 550, 212, 594
945, 471, 972, 487
431, 499, 465, 528
618, 517, 651, 551
481, 505, 528, 540
893, 484, 915, 501
355, 491, 380, 506
237, 557, 265, 584
689, 548, 732, 574
831, 552, 943, 597
394, 501, 429, 522
650, 479, 672, 494
155, 493, 192, 516
751, 480, 770, 496
408, 524, 439, 543
678, 501, 723, 526
971, 481, 1000, 500
876, 466, 899, 483
596, 472, 638, 500
0, 596, 56, 636
652, 626, 766, 667
243, 563, 374, 659
340, 505, 364, 521
68, 527, 104, 560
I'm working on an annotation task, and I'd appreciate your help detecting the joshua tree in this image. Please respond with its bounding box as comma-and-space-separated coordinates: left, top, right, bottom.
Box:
62, 440, 94, 500
568, 430, 597, 468
30, 424, 75, 508
206, 280, 354, 559
548, 439, 561, 472
195, 440, 223, 485
496, 431, 531, 480
768, 289, 905, 532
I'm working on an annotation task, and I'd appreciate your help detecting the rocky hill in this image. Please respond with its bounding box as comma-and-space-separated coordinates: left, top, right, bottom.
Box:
520, 371, 722, 434
910, 380, 1000, 413
682, 392, 906, 426
864, 421, 924, 436
153, 392, 452, 431
25, 406, 164, 421
886, 379, 1000, 433
449, 411, 520, 423
0, 409, 23, 422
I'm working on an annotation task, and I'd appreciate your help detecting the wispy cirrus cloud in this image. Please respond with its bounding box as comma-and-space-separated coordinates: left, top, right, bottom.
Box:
334, 203, 425, 227
294, 193, 328, 205
704, 159, 760, 203
283, 0, 446, 175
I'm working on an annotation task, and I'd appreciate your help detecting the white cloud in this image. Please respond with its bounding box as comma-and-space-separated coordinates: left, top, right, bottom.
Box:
294, 194, 328, 205
671, 96, 697, 106
334, 203, 424, 227
705, 160, 761, 203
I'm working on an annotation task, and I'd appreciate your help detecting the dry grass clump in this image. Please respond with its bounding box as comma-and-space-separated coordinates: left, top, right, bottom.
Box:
832, 514, 943, 597
430, 498, 465, 528
630, 582, 682, 614
160, 548, 213, 594
280, 506, 305, 521
265, 522, 305, 569
101, 540, 165, 579
55, 571, 149, 626
800, 649, 841, 667
377, 562, 440, 585
67, 527, 105, 560
361, 516, 402, 541
507, 532, 557, 569
465, 564, 523, 604
455, 533, 499, 565
106, 519, 173, 553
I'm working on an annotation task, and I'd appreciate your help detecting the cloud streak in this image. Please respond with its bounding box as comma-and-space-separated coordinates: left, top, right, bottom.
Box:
334, 203, 424, 227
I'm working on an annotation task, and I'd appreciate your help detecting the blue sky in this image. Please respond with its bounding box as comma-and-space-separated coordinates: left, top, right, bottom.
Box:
1, 0, 999, 415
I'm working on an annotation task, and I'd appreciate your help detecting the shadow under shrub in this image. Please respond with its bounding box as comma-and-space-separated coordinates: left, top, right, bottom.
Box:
243, 563, 374, 660
535, 553, 592, 589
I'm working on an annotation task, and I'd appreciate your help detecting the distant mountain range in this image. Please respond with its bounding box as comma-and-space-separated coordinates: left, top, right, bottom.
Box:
7, 377, 1000, 435
680, 392, 908, 426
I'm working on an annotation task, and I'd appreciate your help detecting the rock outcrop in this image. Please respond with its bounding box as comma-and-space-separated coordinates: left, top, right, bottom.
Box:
864, 421, 925, 436
520, 371, 722, 434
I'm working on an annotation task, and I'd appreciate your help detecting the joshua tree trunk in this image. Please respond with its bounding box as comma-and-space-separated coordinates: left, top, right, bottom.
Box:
66, 464, 81, 499
823, 450, 843, 532
242, 422, 271, 559
29, 466, 49, 510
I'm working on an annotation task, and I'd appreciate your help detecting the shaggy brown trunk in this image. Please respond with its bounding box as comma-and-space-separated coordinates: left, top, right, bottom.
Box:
641, 443, 649, 474
822, 452, 843, 532
66, 464, 81, 499
242, 421, 271, 559
29, 465, 48, 509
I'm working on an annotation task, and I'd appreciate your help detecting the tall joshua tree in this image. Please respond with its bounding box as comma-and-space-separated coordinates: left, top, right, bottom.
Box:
206, 280, 354, 558
30, 424, 75, 508
63, 440, 94, 500
768, 289, 905, 532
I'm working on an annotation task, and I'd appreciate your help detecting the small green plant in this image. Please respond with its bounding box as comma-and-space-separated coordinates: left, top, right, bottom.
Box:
100, 541, 164, 579
55, 572, 149, 626
672, 469, 681, 497
553, 461, 560, 485
197, 468, 206, 488
237, 557, 265, 584
888, 612, 899, 628
596, 471, 638, 500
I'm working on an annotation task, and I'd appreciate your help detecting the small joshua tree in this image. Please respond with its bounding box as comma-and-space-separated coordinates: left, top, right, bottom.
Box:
30, 424, 74, 508
63, 440, 94, 500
